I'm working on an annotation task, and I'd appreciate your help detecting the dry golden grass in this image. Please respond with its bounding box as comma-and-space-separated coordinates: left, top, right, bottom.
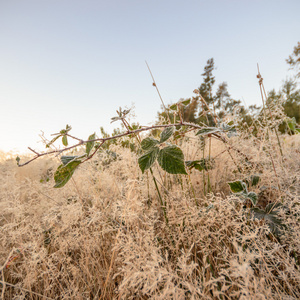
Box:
0, 131, 299, 299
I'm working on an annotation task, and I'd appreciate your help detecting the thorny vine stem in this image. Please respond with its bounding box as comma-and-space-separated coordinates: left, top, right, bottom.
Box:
18, 122, 254, 169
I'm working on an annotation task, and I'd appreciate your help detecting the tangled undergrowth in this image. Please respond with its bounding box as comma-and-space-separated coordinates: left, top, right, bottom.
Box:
0, 124, 299, 299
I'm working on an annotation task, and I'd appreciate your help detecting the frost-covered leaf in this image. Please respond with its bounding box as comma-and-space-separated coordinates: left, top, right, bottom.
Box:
247, 192, 258, 206
141, 137, 159, 151
54, 161, 81, 188
244, 175, 261, 188
138, 147, 159, 173
86, 133, 96, 156
250, 175, 260, 187
157, 145, 187, 175
265, 202, 287, 214
228, 180, 247, 193
160, 127, 175, 143
196, 127, 221, 136
251, 207, 286, 236
185, 159, 212, 172
61, 156, 79, 165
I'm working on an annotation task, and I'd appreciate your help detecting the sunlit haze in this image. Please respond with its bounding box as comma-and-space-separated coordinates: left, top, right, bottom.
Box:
1, 0, 299, 153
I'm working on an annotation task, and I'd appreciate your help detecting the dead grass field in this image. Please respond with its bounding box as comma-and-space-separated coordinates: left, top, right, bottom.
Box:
0, 132, 299, 299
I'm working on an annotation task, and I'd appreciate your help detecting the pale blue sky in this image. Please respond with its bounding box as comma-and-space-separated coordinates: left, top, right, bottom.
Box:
0, 0, 299, 153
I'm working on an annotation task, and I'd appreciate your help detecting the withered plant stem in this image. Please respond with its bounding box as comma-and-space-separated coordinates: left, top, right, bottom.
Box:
145, 61, 172, 124
257, 64, 283, 157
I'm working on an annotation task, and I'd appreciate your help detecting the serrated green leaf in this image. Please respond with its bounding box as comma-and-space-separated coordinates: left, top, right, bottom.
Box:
62, 135, 68, 146
228, 180, 247, 193
61, 155, 86, 166
86, 133, 96, 156
251, 207, 285, 236
251, 207, 266, 220
244, 175, 261, 188
138, 147, 159, 173
160, 127, 175, 143
61, 156, 79, 165
196, 127, 221, 136
185, 159, 212, 172
181, 99, 191, 106
54, 161, 81, 188
157, 145, 187, 175
141, 137, 159, 151
247, 192, 258, 206
265, 202, 285, 214
170, 104, 178, 111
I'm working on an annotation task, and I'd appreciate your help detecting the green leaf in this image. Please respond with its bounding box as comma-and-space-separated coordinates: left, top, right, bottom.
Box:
61, 155, 86, 166
252, 208, 283, 225
160, 127, 175, 143
86, 133, 96, 156
138, 147, 159, 173
60, 124, 72, 135
287, 117, 296, 131
228, 180, 247, 193
196, 127, 221, 136
251, 207, 285, 236
60, 156, 78, 165
62, 135, 68, 146
170, 104, 178, 111
181, 99, 191, 106
250, 175, 260, 187
220, 122, 237, 137
141, 137, 159, 151
265, 202, 285, 214
185, 159, 212, 172
247, 192, 258, 206
54, 161, 81, 188
157, 145, 187, 175
16, 156, 20, 165
244, 174, 261, 188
